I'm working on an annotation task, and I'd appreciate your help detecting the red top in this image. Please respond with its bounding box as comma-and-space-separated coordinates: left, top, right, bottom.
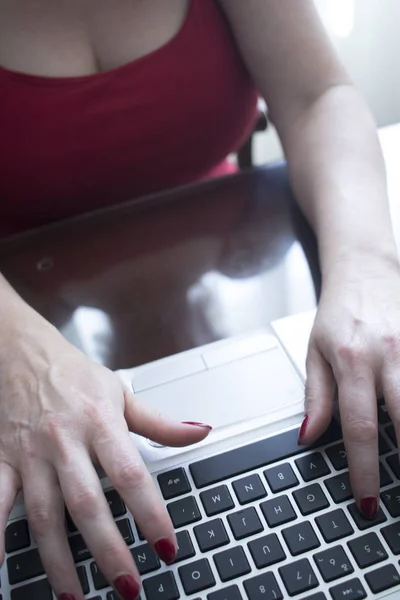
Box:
0, 0, 258, 236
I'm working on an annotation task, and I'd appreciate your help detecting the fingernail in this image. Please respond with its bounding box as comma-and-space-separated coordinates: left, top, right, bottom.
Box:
297, 415, 309, 445
360, 497, 378, 520
182, 421, 212, 430
114, 574, 141, 600
60, 595, 77, 600
154, 537, 177, 564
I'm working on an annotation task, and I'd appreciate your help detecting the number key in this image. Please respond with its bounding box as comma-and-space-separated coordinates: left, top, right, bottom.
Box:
347, 532, 388, 568
313, 545, 353, 582
279, 558, 319, 595
244, 572, 283, 600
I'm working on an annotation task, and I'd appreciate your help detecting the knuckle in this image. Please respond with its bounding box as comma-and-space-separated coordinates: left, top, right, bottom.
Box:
337, 343, 364, 369
113, 459, 147, 491
68, 486, 100, 520
345, 417, 378, 444
28, 502, 60, 537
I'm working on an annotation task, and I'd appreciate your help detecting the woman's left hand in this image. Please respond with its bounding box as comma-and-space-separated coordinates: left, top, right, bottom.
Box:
300, 252, 400, 519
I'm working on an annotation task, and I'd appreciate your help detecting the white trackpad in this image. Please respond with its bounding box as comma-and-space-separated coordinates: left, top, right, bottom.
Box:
135, 345, 304, 430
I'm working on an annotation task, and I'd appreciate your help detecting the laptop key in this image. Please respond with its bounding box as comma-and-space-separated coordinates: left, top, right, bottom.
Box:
179, 558, 216, 594
189, 419, 341, 488
200, 485, 234, 517
213, 546, 251, 582
380, 462, 393, 487
228, 507, 263, 540
207, 585, 243, 599
5, 519, 30, 553
387, 453, 400, 478
158, 467, 191, 500
174, 530, 196, 563
315, 509, 354, 543
10, 578, 53, 600
69, 533, 91, 563
386, 424, 397, 447
381, 485, 400, 517
381, 521, 400, 554
194, 518, 229, 552
304, 594, 327, 600
313, 545, 353, 582
248, 533, 286, 568
379, 433, 391, 454
329, 578, 366, 600
324, 472, 353, 504
90, 562, 108, 590
295, 452, 330, 482
131, 543, 160, 575
7, 547, 44, 584
260, 495, 296, 528
347, 503, 386, 530
264, 463, 299, 493
77, 565, 90, 595
244, 572, 283, 600
116, 518, 135, 546
293, 483, 329, 515
378, 402, 391, 424
347, 532, 388, 568
325, 444, 348, 471
143, 571, 180, 600
232, 473, 267, 504
365, 564, 400, 594
167, 496, 202, 528
282, 522, 320, 556
279, 558, 319, 595
104, 489, 126, 518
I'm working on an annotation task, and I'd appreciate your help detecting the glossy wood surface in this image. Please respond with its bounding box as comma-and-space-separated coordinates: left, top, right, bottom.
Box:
1, 124, 398, 370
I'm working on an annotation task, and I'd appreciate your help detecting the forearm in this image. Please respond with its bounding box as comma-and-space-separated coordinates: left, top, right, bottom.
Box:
277, 84, 398, 277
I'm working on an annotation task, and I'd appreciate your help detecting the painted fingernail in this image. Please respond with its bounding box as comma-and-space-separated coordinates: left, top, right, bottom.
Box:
60, 595, 77, 600
182, 421, 212, 430
114, 574, 141, 600
154, 537, 177, 564
297, 415, 309, 445
360, 497, 378, 520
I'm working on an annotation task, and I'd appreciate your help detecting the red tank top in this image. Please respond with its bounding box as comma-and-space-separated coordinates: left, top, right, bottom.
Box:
0, 0, 258, 236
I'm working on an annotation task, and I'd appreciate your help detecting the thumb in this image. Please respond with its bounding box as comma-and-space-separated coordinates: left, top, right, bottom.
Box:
299, 342, 336, 445
123, 387, 212, 447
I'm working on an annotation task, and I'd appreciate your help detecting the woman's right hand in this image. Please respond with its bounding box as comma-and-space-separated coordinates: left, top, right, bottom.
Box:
0, 306, 211, 600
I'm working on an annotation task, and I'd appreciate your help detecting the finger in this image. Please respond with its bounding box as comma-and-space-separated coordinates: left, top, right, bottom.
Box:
22, 461, 84, 600
0, 462, 21, 564
123, 387, 212, 446
335, 363, 379, 519
93, 423, 177, 564
381, 367, 400, 457
299, 343, 336, 445
57, 448, 141, 600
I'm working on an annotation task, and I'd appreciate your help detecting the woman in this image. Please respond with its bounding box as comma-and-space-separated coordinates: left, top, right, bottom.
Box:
1, 1, 399, 599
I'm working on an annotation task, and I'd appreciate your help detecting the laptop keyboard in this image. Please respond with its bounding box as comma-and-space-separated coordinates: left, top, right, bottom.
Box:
3, 399, 400, 599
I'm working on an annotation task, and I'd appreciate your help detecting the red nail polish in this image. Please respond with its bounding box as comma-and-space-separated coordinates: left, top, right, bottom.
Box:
182, 421, 212, 430
114, 574, 141, 600
360, 497, 378, 520
60, 595, 76, 600
154, 537, 177, 564
297, 415, 309, 445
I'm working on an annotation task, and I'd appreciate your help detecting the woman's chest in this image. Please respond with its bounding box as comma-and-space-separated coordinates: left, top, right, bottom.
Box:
0, 0, 189, 77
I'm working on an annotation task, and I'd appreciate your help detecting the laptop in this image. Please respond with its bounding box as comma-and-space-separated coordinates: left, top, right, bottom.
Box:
2, 309, 400, 600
